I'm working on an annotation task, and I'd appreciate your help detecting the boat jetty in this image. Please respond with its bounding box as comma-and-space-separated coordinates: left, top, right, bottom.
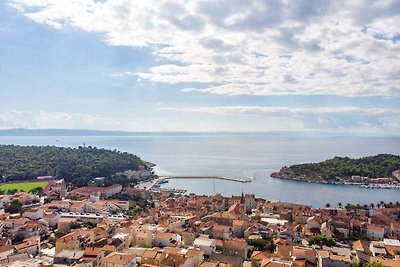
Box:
135, 175, 252, 192
165, 176, 252, 183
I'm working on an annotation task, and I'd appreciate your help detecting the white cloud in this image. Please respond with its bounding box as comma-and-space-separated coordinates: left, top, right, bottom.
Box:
110, 71, 136, 77
0, 110, 127, 130
10, 0, 400, 97
159, 106, 400, 129
0, 107, 398, 133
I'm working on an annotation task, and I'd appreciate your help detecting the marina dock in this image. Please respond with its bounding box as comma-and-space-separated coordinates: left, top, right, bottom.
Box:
135, 175, 252, 191
166, 176, 252, 183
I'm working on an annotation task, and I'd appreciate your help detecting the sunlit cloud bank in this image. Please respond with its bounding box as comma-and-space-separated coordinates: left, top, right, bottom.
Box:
160, 106, 400, 130
0, 110, 125, 130
11, 0, 400, 97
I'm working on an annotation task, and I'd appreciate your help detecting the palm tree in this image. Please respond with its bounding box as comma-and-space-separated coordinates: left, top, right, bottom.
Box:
370, 203, 374, 209
337, 202, 343, 208
325, 203, 331, 208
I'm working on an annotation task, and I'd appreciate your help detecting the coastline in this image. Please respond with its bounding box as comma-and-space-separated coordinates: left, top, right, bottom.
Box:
270, 172, 400, 189
167, 176, 252, 183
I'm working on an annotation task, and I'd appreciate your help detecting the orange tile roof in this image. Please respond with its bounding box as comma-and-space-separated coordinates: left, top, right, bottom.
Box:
369, 257, 400, 267
143, 248, 163, 259
0, 245, 14, 253
101, 245, 116, 252
213, 225, 231, 232
329, 254, 350, 262
83, 246, 102, 257
233, 220, 246, 226
102, 251, 135, 265
186, 248, 203, 256
276, 245, 293, 260
384, 245, 400, 256
261, 258, 293, 267
251, 251, 271, 261
223, 239, 248, 250
155, 232, 175, 240
367, 224, 384, 231
161, 254, 188, 267
14, 236, 38, 250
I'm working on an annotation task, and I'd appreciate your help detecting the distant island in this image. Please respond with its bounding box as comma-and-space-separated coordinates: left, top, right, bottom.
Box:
1, 128, 397, 137
271, 154, 400, 187
0, 145, 146, 186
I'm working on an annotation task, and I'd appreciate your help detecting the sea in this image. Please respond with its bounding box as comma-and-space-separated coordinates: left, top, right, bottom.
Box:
1, 134, 399, 208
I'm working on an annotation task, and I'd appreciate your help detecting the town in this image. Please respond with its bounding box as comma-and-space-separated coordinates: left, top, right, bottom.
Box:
1, 0, 399, 266
0, 170, 398, 267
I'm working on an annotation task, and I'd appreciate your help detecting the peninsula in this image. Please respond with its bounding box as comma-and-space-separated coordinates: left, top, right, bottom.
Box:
271, 154, 400, 187
0, 145, 145, 186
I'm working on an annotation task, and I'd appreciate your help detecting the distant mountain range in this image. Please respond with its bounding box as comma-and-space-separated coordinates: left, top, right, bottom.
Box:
0, 128, 141, 136
0, 128, 397, 137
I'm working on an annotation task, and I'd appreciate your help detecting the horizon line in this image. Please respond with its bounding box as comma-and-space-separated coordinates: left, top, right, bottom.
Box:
0, 128, 399, 137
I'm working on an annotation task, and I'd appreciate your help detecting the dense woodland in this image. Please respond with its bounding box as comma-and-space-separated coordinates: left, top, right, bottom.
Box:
287, 154, 400, 181
0, 145, 143, 185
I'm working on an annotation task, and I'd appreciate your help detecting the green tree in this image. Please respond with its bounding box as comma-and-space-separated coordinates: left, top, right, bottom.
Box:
307, 235, 335, 247
7, 189, 18, 195
246, 238, 275, 252
5, 199, 23, 214
0, 145, 144, 185
286, 154, 400, 182
29, 186, 43, 196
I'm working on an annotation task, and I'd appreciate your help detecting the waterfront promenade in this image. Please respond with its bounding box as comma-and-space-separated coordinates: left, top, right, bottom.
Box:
134, 177, 165, 190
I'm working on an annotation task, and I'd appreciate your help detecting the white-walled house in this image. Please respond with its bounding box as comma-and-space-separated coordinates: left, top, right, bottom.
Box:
307, 216, 321, 230
0, 245, 14, 260
40, 213, 61, 227
153, 232, 182, 247
23, 208, 44, 220
0, 196, 10, 209
367, 224, 385, 241
193, 237, 216, 256
14, 236, 39, 256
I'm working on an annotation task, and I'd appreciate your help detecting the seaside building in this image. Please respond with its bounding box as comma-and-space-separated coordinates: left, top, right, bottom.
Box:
70, 184, 122, 198
392, 170, 400, 180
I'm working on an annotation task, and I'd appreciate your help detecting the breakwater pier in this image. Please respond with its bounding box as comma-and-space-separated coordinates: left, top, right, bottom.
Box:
166, 176, 252, 183
135, 175, 252, 191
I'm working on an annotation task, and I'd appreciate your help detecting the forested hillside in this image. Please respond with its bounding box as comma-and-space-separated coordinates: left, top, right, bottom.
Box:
0, 145, 143, 184
272, 154, 400, 182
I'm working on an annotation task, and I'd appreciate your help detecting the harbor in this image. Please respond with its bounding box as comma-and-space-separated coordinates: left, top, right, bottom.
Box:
165, 176, 252, 183
135, 175, 252, 192
359, 184, 400, 189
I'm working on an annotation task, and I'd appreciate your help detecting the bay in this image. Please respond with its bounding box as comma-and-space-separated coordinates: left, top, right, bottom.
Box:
0, 134, 399, 207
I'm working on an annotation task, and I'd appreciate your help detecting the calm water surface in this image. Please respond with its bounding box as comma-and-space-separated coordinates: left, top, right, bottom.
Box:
1, 134, 399, 207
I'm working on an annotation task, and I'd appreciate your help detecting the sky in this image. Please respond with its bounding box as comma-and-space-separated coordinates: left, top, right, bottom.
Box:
0, 0, 399, 134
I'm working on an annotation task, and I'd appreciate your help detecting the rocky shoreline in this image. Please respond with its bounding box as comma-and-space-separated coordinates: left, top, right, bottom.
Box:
270, 167, 343, 184
270, 167, 400, 188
